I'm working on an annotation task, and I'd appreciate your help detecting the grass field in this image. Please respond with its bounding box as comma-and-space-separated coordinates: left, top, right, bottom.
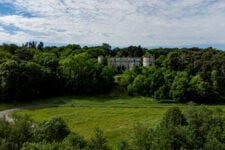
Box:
0, 104, 15, 111
10, 96, 225, 148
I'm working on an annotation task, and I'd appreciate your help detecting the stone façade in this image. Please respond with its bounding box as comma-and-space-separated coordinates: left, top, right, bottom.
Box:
98, 56, 155, 71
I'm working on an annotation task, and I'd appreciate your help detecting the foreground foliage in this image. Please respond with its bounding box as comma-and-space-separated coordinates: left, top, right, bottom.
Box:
132, 107, 225, 150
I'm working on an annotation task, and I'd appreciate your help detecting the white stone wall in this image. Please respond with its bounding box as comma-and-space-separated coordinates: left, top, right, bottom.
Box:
105, 56, 154, 70
98, 55, 104, 64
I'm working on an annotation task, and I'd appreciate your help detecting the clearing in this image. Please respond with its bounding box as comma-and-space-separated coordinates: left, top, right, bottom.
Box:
6, 96, 225, 147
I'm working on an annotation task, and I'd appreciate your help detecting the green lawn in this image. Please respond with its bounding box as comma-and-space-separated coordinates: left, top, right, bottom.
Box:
11, 96, 225, 148
0, 104, 15, 111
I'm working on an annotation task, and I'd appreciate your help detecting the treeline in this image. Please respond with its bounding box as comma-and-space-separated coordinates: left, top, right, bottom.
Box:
0, 43, 117, 102
0, 107, 225, 149
0, 43, 225, 103
117, 47, 225, 103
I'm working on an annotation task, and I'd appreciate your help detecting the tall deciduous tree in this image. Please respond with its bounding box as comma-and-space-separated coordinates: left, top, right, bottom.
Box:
169, 71, 190, 102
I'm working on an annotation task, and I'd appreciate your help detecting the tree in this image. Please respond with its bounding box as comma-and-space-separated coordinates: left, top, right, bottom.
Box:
186, 107, 225, 149
0, 117, 11, 141
152, 126, 189, 150
59, 53, 95, 93
21, 142, 62, 150
63, 133, 87, 149
23, 41, 37, 49
17, 61, 47, 100
159, 107, 187, 129
0, 48, 12, 64
163, 51, 181, 71
152, 107, 188, 150
14, 48, 36, 61
33, 117, 70, 143
130, 74, 149, 96
99, 65, 115, 93
132, 123, 154, 150
154, 70, 176, 99
0, 60, 21, 102
37, 41, 44, 51
60, 52, 113, 94
169, 71, 190, 102
102, 43, 112, 55
117, 141, 130, 150
8, 115, 34, 149
89, 128, 110, 150
189, 74, 212, 102
33, 52, 59, 74
2, 43, 18, 54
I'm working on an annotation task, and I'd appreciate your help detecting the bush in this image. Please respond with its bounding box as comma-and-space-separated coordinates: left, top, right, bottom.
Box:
33, 117, 70, 143
63, 133, 87, 149
21, 142, 62, 150
132, 123, 154, 150
159, 107, 187, 129
8, 115, 34, 149
117, 141, 130, 150
88, 128, 110, 150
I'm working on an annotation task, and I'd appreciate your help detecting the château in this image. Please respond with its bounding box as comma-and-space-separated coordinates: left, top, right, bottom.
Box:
98, 55, 155, 71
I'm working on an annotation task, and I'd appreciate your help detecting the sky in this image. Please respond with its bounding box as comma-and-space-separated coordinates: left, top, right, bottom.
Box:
0, 0, 225, 49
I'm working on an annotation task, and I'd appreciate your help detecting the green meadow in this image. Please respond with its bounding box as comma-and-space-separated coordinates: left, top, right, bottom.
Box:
10, 96, 225, 147
0, 104, 15, 111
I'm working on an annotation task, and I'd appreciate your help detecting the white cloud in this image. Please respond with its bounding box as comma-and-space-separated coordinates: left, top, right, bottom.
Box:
0, 27, 4, 32
0, 0, 225, 47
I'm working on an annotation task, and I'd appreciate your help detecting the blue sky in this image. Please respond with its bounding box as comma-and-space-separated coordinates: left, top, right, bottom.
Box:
0, 0, 225, 49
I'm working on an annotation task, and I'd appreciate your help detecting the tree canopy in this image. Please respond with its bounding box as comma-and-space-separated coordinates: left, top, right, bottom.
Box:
0, 43, 225, 103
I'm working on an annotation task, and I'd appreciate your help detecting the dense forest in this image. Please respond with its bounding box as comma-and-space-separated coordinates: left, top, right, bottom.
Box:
0, 42, 225, 103
0, 107, 225, 149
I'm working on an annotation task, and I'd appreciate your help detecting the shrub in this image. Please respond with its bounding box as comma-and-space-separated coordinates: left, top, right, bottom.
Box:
33, 117, 70, 143
88, 128, 110, 150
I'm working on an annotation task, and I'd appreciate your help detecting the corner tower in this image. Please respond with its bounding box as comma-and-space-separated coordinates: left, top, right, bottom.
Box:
98, 55, 104, 64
